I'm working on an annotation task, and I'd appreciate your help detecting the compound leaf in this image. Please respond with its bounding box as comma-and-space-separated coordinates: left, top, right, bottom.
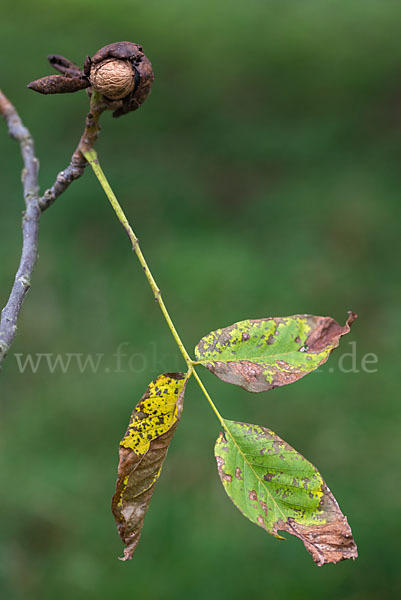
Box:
195, 312, 356, 392
112, 372, 187, 561
215, 420, 357, 565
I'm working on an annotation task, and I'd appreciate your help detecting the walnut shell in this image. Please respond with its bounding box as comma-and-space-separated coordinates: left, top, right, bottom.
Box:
90, 58, 135, 100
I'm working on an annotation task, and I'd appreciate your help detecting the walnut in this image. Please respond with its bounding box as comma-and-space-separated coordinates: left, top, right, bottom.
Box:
27, 42, 154, 117
89, 58, 135, 100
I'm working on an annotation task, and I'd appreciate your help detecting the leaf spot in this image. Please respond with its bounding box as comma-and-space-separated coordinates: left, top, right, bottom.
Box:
260, 501, 268, 516
235, 467, 243, 480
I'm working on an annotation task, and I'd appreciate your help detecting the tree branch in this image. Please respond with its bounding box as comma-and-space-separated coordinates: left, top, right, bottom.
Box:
0, 89, 106, 366
0, 89, 40, 365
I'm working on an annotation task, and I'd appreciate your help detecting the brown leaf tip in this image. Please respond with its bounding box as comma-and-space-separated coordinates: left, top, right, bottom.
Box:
305, 312, 357, 354
346, 311, 358, 327
284, 516, 358, 566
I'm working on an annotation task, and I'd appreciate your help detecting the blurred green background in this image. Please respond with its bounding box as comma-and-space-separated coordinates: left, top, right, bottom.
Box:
1, 1, 400, 598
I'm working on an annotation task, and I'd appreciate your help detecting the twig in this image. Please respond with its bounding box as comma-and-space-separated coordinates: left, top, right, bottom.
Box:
39, 92, 107, 210
0, 89, 106, 366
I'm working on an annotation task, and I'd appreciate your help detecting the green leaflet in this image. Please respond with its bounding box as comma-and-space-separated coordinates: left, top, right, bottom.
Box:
195, 312, 356, 392
215, 420, 357, 566
112, 373, 187, 561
